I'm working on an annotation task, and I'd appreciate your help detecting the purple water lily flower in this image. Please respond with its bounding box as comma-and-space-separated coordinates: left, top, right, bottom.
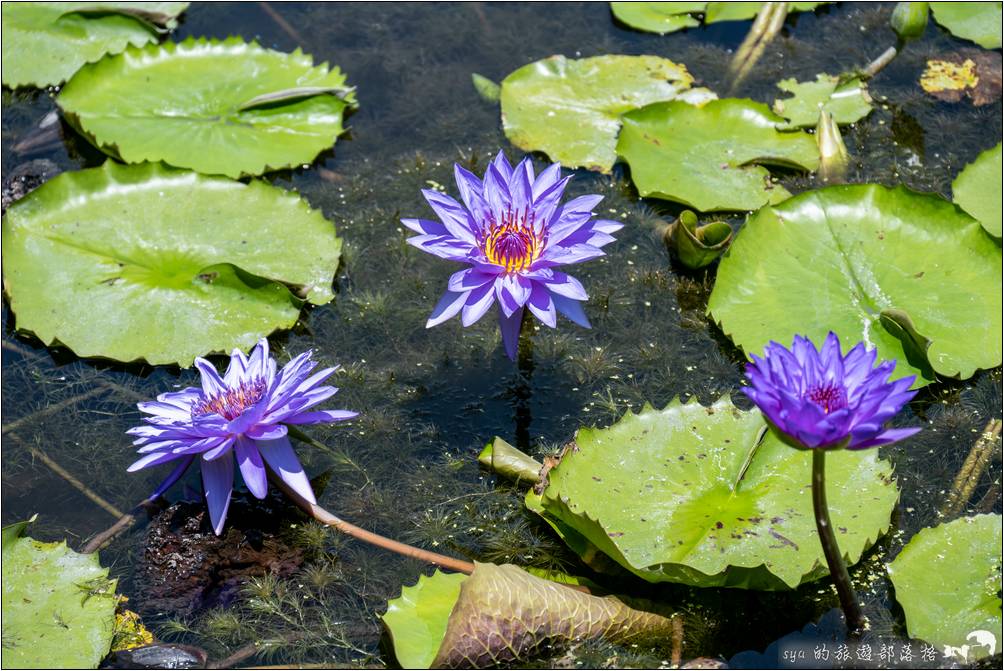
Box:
127, 339, 357, 534
743, 332, 920, 450
404, 151, 623, 359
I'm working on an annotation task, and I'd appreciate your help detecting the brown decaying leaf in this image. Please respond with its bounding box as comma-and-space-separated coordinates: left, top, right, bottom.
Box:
920, 50, 1003, 106
431, 563, 682, 668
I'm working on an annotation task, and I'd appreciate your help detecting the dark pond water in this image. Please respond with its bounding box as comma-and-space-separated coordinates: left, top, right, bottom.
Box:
2, 1, 1001, 667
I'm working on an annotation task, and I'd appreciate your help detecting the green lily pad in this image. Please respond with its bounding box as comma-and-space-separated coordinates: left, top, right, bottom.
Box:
1, 161, 342, 366
617, 98, 819, 211
930, 2, 1003, 49
1, 520, 118, 669
953, 143, 1002, 238
610, 2, 707, 34
888, 515, 1002, 658
500, 54, 716, 173
383, 570, 466, 669
708, 184, 1003, 385
534, 397, 899, 589
471, 73, 501, 103
704, 2, 828, 23
772, 74, 873, 129
383, 563, 680, 668
57, 37, 357, 178
0, 2, 188, 88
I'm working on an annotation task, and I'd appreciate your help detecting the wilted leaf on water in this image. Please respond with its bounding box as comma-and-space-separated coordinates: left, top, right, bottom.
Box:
930, 2, 1003, 49
952, 143, 1002, 238
478, 437, 542, 483
500, 54, 716, 173
1, 520, 118, 669
703, 2, 828, 23
0, 2, 188, 88
1, 162, 342, 366
920, 51, 1003, 106
772, 74, 872, 129
58, 37, 357, 178
617, 98, 818, 211
383, 563, 680, 668
887, 515, 1002, 659
533, 397, 899, 589
708, 184, 1003, 385
610, 2, 706, 34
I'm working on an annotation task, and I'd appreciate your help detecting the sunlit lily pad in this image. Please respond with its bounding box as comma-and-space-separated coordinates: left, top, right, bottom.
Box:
383, 563, 680, 668
1, 162, 342, 366
534, 397, 899, 589
616, 98, 818, 211
708, 184, 1003, 385
1, 519, 118, 669
500, 54, 715, 173
953, 143, 1002, 238
0, 2, 188, 88
772, 74, 872, 129
57, 37, 357, 178
704, 2, 828, 23
888, 514, 1002, 658
930, 2, 1003, 49
610, 2, 706, 34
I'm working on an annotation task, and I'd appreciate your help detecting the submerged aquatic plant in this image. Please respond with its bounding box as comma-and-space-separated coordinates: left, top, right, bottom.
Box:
743, 332, 920, 635
404, 151, 622, 359
127, 339, 357, 534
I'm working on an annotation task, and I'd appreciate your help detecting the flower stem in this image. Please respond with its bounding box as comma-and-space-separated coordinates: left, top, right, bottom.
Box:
268, 470, 476, 574
514, 309, 535, 451
812, 449, 866, 636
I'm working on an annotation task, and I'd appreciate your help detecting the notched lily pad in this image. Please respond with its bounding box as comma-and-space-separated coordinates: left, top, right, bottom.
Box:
1, 519, 118, 669
772, 74, 873, 129
1, 162, 342, 366
0, 2, 189, 88
708, 184, 1003, 385
57, 36, 357, 178
888, 514, 1002, 658
617, 98, 819, 212
500, 54, 716, 173
953, 142, 1002, 238
383, 563, 681, 669
533, 397, 899, 589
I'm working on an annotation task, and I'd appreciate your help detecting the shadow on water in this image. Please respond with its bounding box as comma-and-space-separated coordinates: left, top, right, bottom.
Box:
2, 1, 1001, 667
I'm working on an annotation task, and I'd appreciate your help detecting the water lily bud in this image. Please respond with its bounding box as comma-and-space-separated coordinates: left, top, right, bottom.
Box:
890, 2, 929, 41
665, 210, 732, 269
816, 110, 849, 183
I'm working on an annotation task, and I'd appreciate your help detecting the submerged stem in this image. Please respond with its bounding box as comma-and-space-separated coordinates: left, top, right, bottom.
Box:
268, 470, 476, 574
514, 310, 535, 451
811, 450, 866, 636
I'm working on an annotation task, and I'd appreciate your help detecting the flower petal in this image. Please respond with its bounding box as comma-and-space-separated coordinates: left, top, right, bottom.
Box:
527, 283, 557, 328
498, 306, 523, 360
257, 436, 316, 505
150, 456, 195, 499
201, 451, 234, 535
194, 358, 226, 397
422, 189, 478, 245
462, 282, 497, 326
235, 436, 268, 499
552, 294, 590, 328
284, 409, 359, 425
426, 289, 471, 327
401, 218, 449, 236
539, 270, 588, 300
448, 268, 498, 292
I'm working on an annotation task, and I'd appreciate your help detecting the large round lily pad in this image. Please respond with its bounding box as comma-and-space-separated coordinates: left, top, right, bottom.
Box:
930, 2, 1003, 49
57, 36, 357, 178
0, 2, 188, 88
1, 520, 118, 669
617, 98, 819, 211
888, 514, 1002, 659
1, 161, 342, 366
708, 184, 1003, 385
535, 397, 899, 589
500, 54, 715, 173
703, 2, 828, 23
953, 143, 1002, 238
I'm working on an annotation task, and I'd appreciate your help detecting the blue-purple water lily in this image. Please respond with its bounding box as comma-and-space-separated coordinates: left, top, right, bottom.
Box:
743, 332, 920, 450
127, 339, 357, 534
404, 151, 622, 359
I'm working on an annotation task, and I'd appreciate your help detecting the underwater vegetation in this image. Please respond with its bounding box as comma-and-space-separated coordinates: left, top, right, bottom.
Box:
1, 1, 1002, 669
